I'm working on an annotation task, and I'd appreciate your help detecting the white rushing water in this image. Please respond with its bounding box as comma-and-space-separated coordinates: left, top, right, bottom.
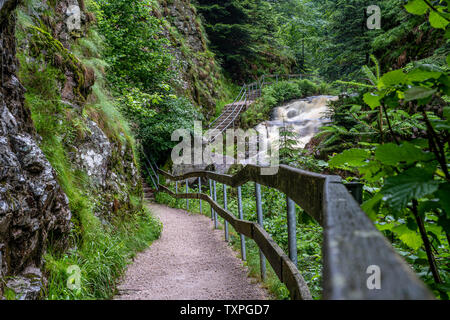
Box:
249, 95, 338, 165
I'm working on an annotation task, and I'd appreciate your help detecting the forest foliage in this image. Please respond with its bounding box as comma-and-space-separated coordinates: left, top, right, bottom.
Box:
314, 0, 450, 299
157, 0, 450, 300
15, 0, 448, 300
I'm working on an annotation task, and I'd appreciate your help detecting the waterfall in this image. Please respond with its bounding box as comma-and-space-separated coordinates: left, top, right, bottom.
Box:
249, 95, 338, 165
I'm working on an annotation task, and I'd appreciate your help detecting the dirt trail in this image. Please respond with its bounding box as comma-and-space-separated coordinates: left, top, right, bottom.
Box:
115, 203, 268, 300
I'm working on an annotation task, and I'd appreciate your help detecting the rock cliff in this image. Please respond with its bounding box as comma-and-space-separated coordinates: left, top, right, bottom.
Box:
0, 0, 223, 299
1, 0, 142, 299
1, 0, 72, 299
156, 0, 227, 119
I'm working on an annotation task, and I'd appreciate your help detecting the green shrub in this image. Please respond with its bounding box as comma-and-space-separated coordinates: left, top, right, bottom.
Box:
137, 97, 203, 163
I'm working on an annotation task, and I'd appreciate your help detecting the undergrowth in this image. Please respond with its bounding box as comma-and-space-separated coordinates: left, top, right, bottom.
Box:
44, 208, 161, 300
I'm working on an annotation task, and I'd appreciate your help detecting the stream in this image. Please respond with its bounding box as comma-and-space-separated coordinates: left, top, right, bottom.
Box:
250, 95, 338, 165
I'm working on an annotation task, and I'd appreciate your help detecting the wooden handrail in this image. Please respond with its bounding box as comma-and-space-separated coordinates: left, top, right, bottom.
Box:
158, 184, 312, 300
157, 165, 434, 300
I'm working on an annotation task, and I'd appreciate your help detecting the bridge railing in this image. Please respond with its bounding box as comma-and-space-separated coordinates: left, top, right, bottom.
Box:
207, 86, 248, 143
153, 164, 434, 300
140, 148, 159, 190
209, 74, 312, 134
208, 84, 247, 129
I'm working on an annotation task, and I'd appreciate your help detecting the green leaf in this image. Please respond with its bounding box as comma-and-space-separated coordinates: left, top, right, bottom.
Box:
392, 224, 423, 250
375, 142, 433, 166
329, 148, 369, 168
350, 104, 361, 113
418, 200, 441, 217
443, 107, 450, 121
404, 87, 437, 101
379, 69, 407, 87
381, 167, 440, 211
429, 10, 449, 29
436, 183, 450, 217
359, 161, 386, 182
447, 54, 450, 67
362, 193, 383, 220
407, 68, 442, 82
404, 0, 428, 15
425, 223, 443, 246
363, 92, 382, 109
375, 221, 395, 232
438, 214, 450, 234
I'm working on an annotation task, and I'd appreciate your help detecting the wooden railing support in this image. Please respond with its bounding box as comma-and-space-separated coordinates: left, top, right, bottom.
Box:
209, 179, 214, 220
213, 180, 218, 229
344, 182, 364, 205
185, 179, 189, 211
198, 177, 202, 214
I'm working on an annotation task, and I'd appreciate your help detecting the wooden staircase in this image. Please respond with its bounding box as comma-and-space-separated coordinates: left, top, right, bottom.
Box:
208, 74, 308, 140
143, 181, 155, 201
210, 100, 250, 132
210, 89, 261, 132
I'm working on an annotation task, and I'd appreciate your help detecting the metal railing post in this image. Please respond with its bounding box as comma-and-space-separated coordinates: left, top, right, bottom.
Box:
287, 196, 298, 267
186, 179, 189, 211
209, 179, 214, 220
237, 186, 246, 261
198, 177, 202, 214
213, 180, 218, 229
255, 183, 266, 280
223, 184, 229, 242
175, 181, 178, 194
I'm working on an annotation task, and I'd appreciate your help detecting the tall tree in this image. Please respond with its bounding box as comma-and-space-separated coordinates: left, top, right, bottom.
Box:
272, 0, 326, 74
194, 0, 293, 81
319, 0, 375, 80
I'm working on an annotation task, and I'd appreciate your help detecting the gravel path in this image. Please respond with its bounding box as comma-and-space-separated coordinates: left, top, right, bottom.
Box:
115, 203, 268, 300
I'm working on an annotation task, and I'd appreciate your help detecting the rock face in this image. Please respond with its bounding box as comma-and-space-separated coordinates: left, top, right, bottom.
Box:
0, 0, 72, 298
1, 0, 142, 299
157, 0, 225, 119
70, 118, 140, 220
74, 120, 112, 187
